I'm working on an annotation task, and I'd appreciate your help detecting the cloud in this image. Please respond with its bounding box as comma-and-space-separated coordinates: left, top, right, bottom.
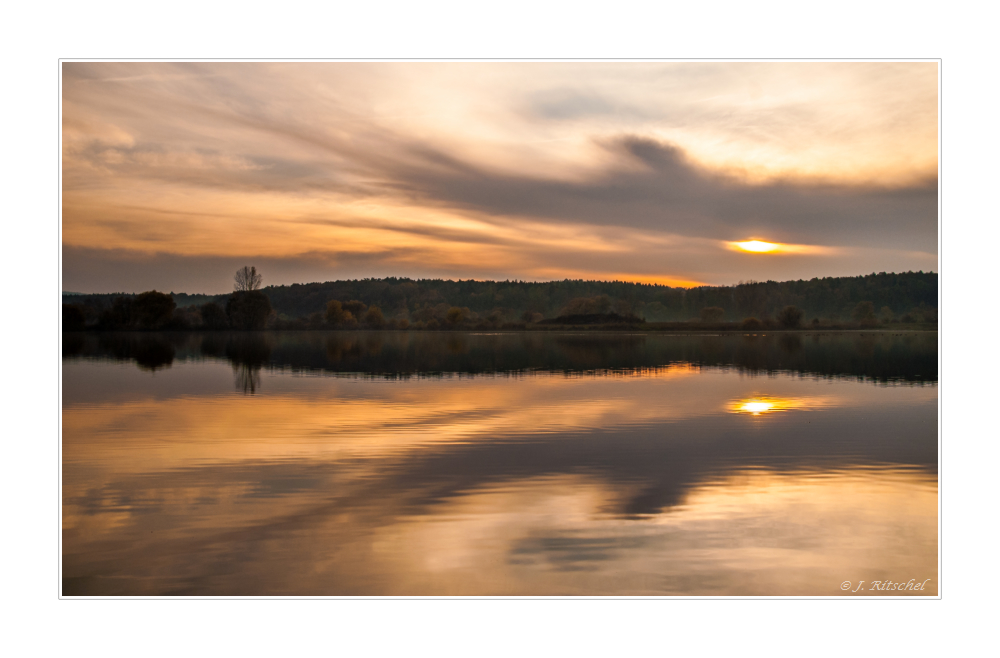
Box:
61, 62, 938, 291
382, 135, 938, 252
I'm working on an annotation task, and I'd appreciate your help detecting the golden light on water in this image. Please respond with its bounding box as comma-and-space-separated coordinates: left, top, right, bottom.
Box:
730, 397, 806, 415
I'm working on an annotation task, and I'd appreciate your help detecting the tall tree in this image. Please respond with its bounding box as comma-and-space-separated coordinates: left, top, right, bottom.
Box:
234, 266, 263, 292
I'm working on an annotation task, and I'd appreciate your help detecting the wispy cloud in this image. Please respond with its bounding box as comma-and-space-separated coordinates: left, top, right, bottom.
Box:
61, 62, 938, 292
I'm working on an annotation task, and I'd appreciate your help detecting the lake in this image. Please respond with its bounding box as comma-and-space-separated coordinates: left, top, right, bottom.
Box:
62, 331, 938, 596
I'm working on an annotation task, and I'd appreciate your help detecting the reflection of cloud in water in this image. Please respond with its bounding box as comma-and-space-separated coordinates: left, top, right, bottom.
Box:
63, 466, 936, 595
62, 362, 937, 595
381, 468, 935, 595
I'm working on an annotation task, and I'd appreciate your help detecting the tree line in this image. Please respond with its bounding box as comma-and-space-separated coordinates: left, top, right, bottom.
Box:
63, 269, 938, 331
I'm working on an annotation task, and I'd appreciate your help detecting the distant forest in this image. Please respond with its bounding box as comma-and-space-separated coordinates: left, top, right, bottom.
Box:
62, 271, 938, 331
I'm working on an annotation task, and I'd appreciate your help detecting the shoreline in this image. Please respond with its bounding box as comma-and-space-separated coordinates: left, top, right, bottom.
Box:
62, 326, 939, 334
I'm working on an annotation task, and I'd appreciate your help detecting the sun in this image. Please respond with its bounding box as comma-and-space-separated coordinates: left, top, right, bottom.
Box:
735, 240, 780, 253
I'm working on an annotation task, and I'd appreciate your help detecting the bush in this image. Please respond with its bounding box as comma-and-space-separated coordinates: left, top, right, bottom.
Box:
700, 307, 725, 323
777, 305, 803, 328
742, 317, 763, 330
852, 301, 877, 327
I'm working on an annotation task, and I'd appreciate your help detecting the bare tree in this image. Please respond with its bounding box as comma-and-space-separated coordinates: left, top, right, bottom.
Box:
234, 266, 262, 292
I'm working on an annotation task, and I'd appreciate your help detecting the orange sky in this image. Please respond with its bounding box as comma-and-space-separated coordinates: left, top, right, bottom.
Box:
61, 62, 938, 293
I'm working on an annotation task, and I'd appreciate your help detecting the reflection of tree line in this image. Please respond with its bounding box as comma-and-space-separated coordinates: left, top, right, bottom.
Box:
64, 331, 938, 384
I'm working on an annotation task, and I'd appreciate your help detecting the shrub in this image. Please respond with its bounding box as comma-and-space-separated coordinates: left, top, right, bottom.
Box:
742, 317, 763, 330
700, 307, 726, 323
777, 305, 803, 328
852, 301, 877, 327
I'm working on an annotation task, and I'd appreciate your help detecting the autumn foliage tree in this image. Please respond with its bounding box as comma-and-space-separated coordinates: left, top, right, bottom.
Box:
325, 300, 345, 325
364, 306, 385, 328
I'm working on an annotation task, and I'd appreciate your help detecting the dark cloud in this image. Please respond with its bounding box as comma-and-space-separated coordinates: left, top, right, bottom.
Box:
387, 135, 938, 252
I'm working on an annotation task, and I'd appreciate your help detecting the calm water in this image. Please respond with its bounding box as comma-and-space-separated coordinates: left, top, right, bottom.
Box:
62, 331, 938, 596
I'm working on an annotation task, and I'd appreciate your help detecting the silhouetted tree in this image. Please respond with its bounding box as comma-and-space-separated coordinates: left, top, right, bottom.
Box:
777, 305, 803, 328
226, 291, 272, 330
63, 304, 86, 331
132, 291, 176, 329
234, 266, 263, 292
100, 296, 134, 329
200, 302, 229, 330
742, 317, 763, 330
879, 306, 895, 324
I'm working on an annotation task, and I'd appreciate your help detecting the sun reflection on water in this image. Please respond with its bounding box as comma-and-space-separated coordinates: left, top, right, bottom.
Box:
731, 397, 801, 415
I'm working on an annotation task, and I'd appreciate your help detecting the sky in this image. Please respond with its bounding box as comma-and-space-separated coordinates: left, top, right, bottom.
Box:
61, 61, 938, 293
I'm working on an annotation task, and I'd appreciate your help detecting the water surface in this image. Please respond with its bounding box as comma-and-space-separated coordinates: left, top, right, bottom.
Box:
62, 331, 938, 596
